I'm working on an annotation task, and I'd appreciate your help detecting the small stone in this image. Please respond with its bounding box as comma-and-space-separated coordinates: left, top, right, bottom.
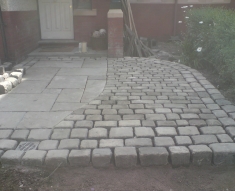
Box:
115, 147, 137, 168
222, 105, 235, 113
0, 140, 18, 150
1, 150, 25, 165
38, 140, 59, 150
70, 129, 88, 139
99, 139, 124, 148
54, 121, 74, 129
154, 137, 175, 147
178, 126, 200, 136
125, 138, 152, 147
157, 121, 177, 127
92, 148, 112, 168
175, 136, 192, 146
45, 150, 69, 166
88, 128, 108, 139
119, 120, 141, 127
102, 109, 117, 115
69, 149, 91, 166
109, 127, 133, 139
75, 121, 93, 129
155, 108, 172, 113
22, 150, 47, 166
65, 115, 85, 121
58, 139, 80, 149
0, 130, 13, 139
94, 121, 117, 128
80, 140, 98, 149
209, 143, 235, 165
225, 126, 235, 138
146, 114, 166, 121
139, 147, 169, 166
28, 129, 52, 141
155, 127, 177, 136
191, 135, 218, 145
11, 130, 29, 141
219, 118, 235, 127
188, 145, 212, 166
84, 109, 101, 115
169, 146, 190, 167
216, 134, 233, 143
51, 129, 71, 140
200, 126, 225, 135
142, 120, 156, 127
176, 120, 189, 126
206, 119, 222, 126
123, 114, 145, 120
189, 120, 207, 127
134, 127, 155, 138
104, 115, 121, 121
212, 110, 228, 118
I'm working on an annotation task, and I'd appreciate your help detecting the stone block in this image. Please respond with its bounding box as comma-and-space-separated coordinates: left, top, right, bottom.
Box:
189, 120, 207, 127
156, 121, 177, 127
11, 130, 29, 141
104, 115, 122, 121
94, 121, 117, 128
216, 134, 233, 143
75, 121, 93, 129
222, 105, 235, 113
145, 114, 166, 121
70, 129, 88, 139
225, 126, 235, 138
178, 126, 200, 136
38, 140, 59, 150
58, 139, 80, 149
212, 110, 228, 118
175, 136, 192, 146
88, 128, 108, 139
84, 109, 101, 115
123, 114, 145, 120
99, 139, 124, 148
51, 129, 71, 140
209, 143, 235, 165
92, 148, 112, 168
219, 118, 235, 127
0, 81, 12, 94
154, 137, 175, 147
142, 120, 156, 127
139, 147, 168, 166
80, 140, 98, 149
134, 127, 155, 138
200, 126, 225, 135
65, 115, 85, 121
206, 119, 222, 126
191, 135, 218, 145
45, 150, 69, 166
69, 149, 91, 166
102, 109, 117, 115
0, 130, 13, 139
169, 146, 190, 167
119, 120, 141, 127
188, 145, 212, 166
155, 127, 177, 136
115, 147, 137, 168
1, 150, 25, 165
86, 115, 102, 121
5, 77, 18, 87
109, 127, 133, 139
28, 129, 52, 141
22, 150, 47, 166
125, 138, 152, 147
54, 121, 74, 129
0, 140, 18, 150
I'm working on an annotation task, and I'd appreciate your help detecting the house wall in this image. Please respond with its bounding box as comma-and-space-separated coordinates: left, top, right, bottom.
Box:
0, 0, 40, 63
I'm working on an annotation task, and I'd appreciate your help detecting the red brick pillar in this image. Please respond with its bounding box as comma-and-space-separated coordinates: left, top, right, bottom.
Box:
107, 9, 123, 58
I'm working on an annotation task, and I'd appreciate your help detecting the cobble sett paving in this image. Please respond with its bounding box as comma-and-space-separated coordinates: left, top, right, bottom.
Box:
1, 57, 235, 168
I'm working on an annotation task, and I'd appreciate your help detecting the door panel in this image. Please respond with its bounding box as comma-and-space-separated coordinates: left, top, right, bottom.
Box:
39, 0, 74, 39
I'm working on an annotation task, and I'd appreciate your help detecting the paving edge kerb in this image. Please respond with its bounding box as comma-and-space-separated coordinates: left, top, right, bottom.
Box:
1, 143, 235, 168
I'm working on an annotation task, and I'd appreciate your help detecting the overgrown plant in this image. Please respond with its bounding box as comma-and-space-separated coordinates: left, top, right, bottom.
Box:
180, 7, 235, 85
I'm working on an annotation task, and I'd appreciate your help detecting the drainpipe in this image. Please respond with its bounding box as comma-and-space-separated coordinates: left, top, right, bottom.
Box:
0, 5, 9, 62
173, 0, 178, 36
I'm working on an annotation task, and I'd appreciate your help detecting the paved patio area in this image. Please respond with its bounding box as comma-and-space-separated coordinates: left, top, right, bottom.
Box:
0, 56, 235, 168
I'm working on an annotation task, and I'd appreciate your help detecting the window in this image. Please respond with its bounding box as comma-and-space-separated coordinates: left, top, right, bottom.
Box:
73, 0, 92, 9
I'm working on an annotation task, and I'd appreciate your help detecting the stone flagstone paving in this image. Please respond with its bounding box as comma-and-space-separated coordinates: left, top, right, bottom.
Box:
1, 57, 235, 168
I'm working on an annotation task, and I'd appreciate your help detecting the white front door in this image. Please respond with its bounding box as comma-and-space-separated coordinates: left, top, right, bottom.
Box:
39, 0, 74, 39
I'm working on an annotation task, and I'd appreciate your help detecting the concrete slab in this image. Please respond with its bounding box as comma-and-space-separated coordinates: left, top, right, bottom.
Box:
9, 80, 49, 94
24, 67, 60, 81
51, 103, 85, 111
33, 60, 83, 68
57, 68, 107, 76
0, 112, 25, 129
0, 94, 58, 112
56, 89, 84, 103
17, 112, 71, 129
47, 76, 87, 89
81, 80, 106, 103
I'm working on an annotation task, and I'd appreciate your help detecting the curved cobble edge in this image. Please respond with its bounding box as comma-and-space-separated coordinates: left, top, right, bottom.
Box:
1, 57, 235, 168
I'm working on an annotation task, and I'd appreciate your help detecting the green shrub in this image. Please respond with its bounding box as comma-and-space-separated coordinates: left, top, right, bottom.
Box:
180, 7, 235, 84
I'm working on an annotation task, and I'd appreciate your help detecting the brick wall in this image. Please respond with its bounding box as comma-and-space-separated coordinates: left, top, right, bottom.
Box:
74, 0, 110, 43
1, 11, 40, 63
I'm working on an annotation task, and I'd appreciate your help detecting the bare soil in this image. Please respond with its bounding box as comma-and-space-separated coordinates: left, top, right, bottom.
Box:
1, 165, 235, 191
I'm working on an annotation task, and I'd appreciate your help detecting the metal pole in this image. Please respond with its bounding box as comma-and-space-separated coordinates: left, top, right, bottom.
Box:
0, 5, 9, 62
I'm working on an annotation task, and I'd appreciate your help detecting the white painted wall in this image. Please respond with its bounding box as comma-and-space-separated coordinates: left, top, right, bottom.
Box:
0, 0, 37, 11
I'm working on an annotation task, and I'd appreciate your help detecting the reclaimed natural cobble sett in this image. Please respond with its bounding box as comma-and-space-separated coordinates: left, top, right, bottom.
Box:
92, 148, 112, 168
2, 57, 235, 168
21, 150, 47, 166
1, 150, 25, 165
